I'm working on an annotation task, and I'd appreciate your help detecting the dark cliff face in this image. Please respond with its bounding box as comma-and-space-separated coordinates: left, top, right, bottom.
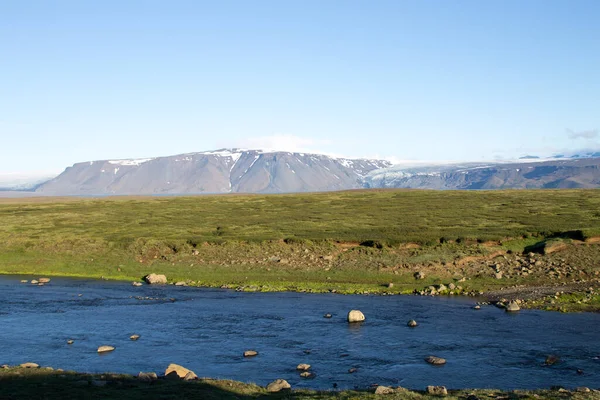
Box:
365, 158, 600, 190
35, 149, 391, 195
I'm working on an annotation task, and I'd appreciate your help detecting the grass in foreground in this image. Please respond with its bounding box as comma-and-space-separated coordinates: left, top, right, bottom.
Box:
0, 367, 597, 400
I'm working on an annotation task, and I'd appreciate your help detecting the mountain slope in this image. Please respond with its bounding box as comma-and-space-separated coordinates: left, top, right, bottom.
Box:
36, 149, 391, 195
364, 158, 600, 190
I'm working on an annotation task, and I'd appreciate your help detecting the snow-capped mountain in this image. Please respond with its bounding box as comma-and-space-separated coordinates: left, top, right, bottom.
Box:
35, 149, 391, 195
364, 157, 600, 189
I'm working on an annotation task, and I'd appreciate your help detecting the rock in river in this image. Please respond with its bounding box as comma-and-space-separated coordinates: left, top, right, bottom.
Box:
266, 379, 291, 392
425, 356, 446, 365
296, 363, 311, 371
244, 350, 258, 357
144, 274, 167, 285
407, 319, 418, 327
130, 334, 140, 341
97, 346, 115, 353
38, 278, 51, 283
347, 310, 365, 322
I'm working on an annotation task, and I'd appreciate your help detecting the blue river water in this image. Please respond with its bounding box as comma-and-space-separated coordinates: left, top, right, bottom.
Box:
0, 275, 598, 390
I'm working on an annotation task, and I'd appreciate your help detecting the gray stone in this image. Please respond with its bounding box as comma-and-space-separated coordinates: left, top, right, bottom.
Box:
347, 310, 365, 322
266, 379, 291, 392
375, 386, 396, 394
144, 274, 167, 284
137, 372, 158, 382
425, 356, 446, 365
505, 301, 520, 312
97, 346, 115, 353
427, 385, 448, 396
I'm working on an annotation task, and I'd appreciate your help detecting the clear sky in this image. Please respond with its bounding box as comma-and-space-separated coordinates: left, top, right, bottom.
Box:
1, 0, 599, 176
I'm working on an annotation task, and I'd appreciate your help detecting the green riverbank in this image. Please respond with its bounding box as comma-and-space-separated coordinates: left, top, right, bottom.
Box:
1, 190, 600, 312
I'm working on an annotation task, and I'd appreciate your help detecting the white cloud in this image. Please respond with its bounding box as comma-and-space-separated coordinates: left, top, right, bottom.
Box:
567, 128, 598, 140
235, 134, 333, 154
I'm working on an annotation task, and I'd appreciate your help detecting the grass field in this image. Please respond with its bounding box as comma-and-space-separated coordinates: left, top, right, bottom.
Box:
1, 189, 600, 307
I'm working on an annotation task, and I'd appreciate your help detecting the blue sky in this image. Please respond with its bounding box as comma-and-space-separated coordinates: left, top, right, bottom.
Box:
1, 0, 599, 175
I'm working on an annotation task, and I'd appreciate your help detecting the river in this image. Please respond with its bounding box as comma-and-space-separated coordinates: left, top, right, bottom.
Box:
0, 275, 598, 390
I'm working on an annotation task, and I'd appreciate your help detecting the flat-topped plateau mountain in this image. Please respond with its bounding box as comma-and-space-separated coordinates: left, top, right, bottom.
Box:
35, 149, 391, 195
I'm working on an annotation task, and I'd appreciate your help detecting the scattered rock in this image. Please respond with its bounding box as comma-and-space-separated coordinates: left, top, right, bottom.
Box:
448, 283, 456, 290
505, 301, 520, 312
300, 371, 314, 378
576, 387, 591, 393
244, 350, 258, 357
414, 271, 425, 280
387, 283, 394, 289
324, 313, 332, 318
347, 310, 365, 323
30, 280, 39, 284
407, 319, 418, 327
348, 367, 357, 373
20, 362, 39, 368
144, 274, 167, 285
137, 372, 158, 382
427, 385, 448, 396
183, 371, 197, 381
266, 379, 291, 392
375, 385, 396, 394
165, 363, 196, 380
130, 334, 140, 341
174, 281, 187, 286
38, 278, 51, 283
425, 356, 446, 365
473, 305, 481, 310
132, 282, 143, 287
545, 355, 560, 365
1, 365, 9, 369
67, 340, 74, 345
296, 363, 311, 371
97, 346, 115, 353
20, 280, 27, 283
494, 272, 503, 279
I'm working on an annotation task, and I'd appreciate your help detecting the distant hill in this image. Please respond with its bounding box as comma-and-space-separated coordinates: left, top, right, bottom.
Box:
35, 149, 391, 195
364, 157, 600, 189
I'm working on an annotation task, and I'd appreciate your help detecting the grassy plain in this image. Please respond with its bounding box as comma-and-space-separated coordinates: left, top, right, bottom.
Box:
1, 189, 600, 309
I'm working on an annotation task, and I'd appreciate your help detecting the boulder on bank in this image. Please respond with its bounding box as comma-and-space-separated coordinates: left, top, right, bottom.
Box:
427, 385, 448, 396
347, 310, 365, 323
165, 363, 197, 380
425, 356, 446, 365
375, 386, 396, 394
505, 301, 520, 312
266, 379, 291, 392
414, 271, 425, 280
20, 362, 39, 368
138, 372, 158, 382
97, 346, 115, 353
144, 274, 167, 285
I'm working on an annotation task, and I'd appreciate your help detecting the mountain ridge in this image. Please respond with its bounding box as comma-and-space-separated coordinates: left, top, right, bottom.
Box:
35, 149, 391, 195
